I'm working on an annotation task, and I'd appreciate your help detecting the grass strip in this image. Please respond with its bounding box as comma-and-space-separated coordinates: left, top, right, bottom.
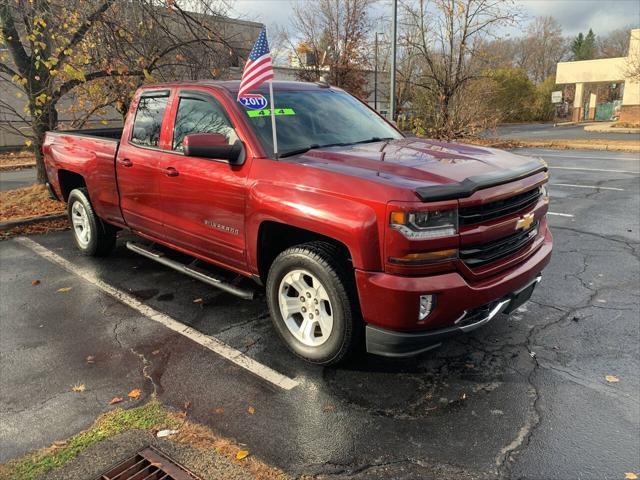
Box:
0, 400, 179, 480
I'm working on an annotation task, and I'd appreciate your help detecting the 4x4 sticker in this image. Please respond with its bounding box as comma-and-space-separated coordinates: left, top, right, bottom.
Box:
238, 94, 268, 110
246, 108, 296, 117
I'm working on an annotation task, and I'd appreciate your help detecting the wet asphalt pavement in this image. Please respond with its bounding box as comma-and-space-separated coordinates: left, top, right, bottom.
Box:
1, 148, 639, 479
485, 123, 640, 141
0, 167, 36, 191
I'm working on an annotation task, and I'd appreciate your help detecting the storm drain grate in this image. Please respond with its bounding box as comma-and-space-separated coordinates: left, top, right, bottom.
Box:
97, 446, 201, 480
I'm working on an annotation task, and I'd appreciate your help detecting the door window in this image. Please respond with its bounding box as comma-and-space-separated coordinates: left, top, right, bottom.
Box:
172, 96, 238, 151
131, 95, 169, 147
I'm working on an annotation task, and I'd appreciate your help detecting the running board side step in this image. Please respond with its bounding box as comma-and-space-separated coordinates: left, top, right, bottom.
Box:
126, 241, 254, 300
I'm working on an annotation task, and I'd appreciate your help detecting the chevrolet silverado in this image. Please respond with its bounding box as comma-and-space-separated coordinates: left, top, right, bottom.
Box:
43, 80, 552, 365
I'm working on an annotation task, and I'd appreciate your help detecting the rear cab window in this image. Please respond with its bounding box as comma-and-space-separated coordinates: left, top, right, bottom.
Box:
130, 92, 170, 147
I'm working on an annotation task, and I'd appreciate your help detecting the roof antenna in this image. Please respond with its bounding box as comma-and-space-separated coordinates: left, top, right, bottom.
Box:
317, 75, 330, 88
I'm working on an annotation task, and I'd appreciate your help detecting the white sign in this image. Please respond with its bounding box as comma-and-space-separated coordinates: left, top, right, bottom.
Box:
551, 91, 563, 103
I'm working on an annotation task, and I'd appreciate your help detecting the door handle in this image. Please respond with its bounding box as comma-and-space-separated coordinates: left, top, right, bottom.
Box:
119, 158, 133, 167
165, 167, 179, 177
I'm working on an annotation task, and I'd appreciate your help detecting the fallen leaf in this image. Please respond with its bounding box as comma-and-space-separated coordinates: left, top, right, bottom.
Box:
193, 298, 204, 304
625, 473, 638, 480
57, 287, 72, 293
53, 440, 67, 447
32, 280, 40, 286
184, 400, 192, 410
128, 388, 142, 399
85, 355, 95, 364
236, 450, 249, 460
108, 396, 123, 405
323, 405, 335, 412
213, 407, 224, 414
465, 363, 475, 369
247, 406, 255, 414
152, 349, 161, 355
605, 375, 620, 383
71, 383, 86, 393
156, 429, 179, 438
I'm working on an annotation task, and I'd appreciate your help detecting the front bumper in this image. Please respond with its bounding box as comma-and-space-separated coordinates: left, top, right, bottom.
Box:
365, 275, 540, 357
356, 226, 552, 357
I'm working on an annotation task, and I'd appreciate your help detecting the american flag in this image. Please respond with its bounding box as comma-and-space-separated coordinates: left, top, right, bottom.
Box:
237, 28, 274, 99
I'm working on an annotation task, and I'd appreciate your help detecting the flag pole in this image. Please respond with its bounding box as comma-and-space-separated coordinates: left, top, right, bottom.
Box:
269, 80, 278, 159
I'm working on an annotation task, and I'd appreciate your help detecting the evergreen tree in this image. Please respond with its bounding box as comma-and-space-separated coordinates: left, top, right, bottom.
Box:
571, 29, 596, 60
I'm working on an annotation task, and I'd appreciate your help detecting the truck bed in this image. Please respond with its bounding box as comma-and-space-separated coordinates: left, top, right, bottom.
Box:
49, 127, 123, 141
44, 127, 124, 226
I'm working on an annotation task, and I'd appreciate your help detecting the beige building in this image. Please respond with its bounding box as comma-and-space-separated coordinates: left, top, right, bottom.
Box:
556, 28, 640, 123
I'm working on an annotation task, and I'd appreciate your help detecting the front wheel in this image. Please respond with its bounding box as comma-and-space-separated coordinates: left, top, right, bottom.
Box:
68, 188, 116, 256
266, 241, 359, 365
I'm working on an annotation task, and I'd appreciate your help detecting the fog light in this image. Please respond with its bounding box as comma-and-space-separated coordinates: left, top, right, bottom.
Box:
419, 294, 436, 320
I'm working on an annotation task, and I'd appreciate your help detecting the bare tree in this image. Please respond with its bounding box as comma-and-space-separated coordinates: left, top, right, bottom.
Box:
0, 0, 240, 183
516, 16, 567, 83
401, 0, 521, 138
286, 0, 374, 98
624, 29, 640, 81
598, 27, 634, 58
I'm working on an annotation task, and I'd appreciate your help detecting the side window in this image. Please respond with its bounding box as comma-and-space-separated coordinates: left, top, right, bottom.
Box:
131, 95, 168, 147
172, 96, 238, 151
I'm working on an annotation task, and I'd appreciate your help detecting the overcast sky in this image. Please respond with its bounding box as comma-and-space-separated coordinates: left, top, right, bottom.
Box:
231, 0, 639, 38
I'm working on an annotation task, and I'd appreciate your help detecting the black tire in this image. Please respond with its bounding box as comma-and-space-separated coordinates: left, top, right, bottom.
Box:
67, 188, 116, 256
266, 241, 360, 365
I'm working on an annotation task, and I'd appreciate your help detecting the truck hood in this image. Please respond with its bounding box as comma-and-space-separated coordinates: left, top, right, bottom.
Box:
286, 138, 547, 201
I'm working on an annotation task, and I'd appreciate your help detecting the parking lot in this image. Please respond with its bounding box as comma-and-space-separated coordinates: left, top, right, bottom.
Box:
1, 147, 639, 479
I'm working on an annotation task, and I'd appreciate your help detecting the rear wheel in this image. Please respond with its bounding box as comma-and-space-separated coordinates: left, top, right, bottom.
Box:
67, 188, 116, 256
266, 241, 359, 365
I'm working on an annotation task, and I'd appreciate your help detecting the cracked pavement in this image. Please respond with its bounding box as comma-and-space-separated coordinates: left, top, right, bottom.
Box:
0, 148, 638, 479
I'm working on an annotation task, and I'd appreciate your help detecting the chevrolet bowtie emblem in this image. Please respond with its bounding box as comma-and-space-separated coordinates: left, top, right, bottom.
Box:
516, 213, 535, 231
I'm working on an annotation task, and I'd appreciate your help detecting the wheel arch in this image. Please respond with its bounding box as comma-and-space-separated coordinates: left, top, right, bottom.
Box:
58, 170, 87, 201
256, 221, 353, 283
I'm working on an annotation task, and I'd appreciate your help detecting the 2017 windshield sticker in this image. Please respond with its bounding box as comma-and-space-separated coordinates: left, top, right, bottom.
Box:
238, 94, 268, 110
246, 108, 296, 117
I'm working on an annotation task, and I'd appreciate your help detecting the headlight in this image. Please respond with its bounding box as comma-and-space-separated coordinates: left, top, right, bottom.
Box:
390, 209, 458, 239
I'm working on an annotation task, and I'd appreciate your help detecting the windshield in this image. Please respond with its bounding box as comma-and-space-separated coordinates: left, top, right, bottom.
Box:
241, 89, 403, 158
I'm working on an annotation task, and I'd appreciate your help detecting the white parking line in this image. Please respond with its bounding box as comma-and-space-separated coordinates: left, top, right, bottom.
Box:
549, 166, 639, 174
550, 183, 625, 191
547, 212, 574, 217
14, 237, 299, 391
523, 151, 640, 161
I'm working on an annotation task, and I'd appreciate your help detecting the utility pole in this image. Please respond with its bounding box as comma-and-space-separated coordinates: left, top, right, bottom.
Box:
389, 0, 397, 122
374, 33, 379, 111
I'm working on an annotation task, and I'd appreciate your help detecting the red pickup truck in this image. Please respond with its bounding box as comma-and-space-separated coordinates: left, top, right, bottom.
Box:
43, 80, 552, 365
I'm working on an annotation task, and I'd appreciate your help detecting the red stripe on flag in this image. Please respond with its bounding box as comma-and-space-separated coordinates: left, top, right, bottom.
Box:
238, 53, 274, 98
238, 71, 274, 98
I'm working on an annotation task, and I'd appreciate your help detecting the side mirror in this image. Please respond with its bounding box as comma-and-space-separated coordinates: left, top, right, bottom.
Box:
183, 133, 245, 165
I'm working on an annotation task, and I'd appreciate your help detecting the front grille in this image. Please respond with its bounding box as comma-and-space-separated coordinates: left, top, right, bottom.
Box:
459, 187, 541, 225
97, 446, 199, 480
460, 221, 539, 268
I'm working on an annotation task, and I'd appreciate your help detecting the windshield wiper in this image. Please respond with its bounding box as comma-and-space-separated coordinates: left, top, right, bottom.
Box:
278, 138, 395, 159
350, 136, 395, 146
279, 142, 348, 158
278, 144, 321, 158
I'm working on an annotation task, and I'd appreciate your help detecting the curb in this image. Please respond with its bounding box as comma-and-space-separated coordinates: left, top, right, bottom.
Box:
0, 213, 67, 231
584, 126, 640, 134
0, 163, 36, 172
476, 138, 640, 153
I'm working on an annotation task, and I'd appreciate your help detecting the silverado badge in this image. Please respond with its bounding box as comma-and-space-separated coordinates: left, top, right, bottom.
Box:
516, 213, 535, 231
